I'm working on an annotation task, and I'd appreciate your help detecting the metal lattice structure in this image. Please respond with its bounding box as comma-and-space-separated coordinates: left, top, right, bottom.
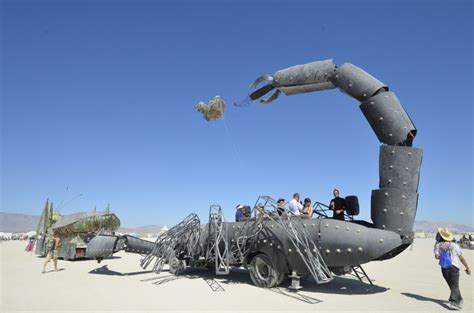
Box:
252, 196, 333, 284
229, 210, 263, 264
206, 205, 230, 275
140, 213, 201, 274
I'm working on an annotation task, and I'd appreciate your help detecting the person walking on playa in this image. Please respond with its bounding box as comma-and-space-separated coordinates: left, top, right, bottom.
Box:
42, 231, 61, 273
434, 227, 471, 310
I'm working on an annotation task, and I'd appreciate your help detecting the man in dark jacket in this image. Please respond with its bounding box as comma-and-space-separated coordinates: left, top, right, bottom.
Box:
329, 188, 345, 221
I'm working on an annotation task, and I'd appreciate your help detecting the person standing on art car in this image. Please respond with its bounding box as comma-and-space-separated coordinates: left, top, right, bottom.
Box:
300, 198, 314, 219
434, 227, 471, 310
235, 205, 248, 222
288, 193, 303, 217
329, 188, 345, 220
276, 198, 288, 218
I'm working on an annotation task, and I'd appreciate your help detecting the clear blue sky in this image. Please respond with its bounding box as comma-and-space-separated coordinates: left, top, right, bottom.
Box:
1, 0, 472, 227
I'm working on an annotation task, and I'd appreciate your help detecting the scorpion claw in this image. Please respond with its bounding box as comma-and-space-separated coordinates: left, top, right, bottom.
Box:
249, 74, 280, 104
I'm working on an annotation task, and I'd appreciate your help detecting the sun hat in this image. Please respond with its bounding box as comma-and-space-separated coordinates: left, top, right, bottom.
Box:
438, 227, 454, 241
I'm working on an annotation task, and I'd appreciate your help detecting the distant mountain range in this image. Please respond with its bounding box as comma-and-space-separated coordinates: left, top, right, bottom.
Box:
1, 212, 473, 233
413, 220, 474, 234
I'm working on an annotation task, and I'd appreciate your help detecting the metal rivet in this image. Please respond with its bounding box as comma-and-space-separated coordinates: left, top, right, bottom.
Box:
270, 243, 273, 246
403, 182, 407, 185
325, 224, 329, 228
357, 229, 361, 233
263, 239, 267, 243
391, 150, 395, 155
257, 241, 260, 244
348, 83, 353, 87
405, 167, 409, 171
358, 247, 363, 252
408, 152, 412, 156
277, 245, 281, 249
363, 93, 367, 97
402, 195, 406, 199
384, 192, 389, 197
335, 225, 339, 229
311, 223, 315, 227
346, 227, 350, 231
382, 225, 386, 229
347, 248, 352, 253
389, 133, 393, 137
398, 228, 402, 233
383, 209, 387, 213
325, 249, 330, 254
336, 249, 341, 254
370, 101, 375, 105
303, 224, 306, 227
379, 239, 384, 244
388, 179, 392, 184
288, 249, 292, 253
389, 165, 393, 169
313, 249, 316, 252
379, 117, 384, 121
400, 212, 404, 216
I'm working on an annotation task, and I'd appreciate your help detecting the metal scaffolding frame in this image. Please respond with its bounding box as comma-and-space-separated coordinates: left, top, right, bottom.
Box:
251, 196, 333, 284
140, 213, 201, 274
206, 205, 230, 275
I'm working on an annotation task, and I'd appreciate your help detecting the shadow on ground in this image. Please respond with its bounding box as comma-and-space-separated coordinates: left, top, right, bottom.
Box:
89, 265, 154, 276
37, 256, 121, 262
401, 292, 451, 310
187, 268, 387, 295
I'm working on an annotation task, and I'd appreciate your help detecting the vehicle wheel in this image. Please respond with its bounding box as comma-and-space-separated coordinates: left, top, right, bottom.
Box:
169, 257, 186, 275
249, 254, 283, 288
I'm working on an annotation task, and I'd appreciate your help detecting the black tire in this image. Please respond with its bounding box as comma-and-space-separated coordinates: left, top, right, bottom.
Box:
249, 254, 283, 288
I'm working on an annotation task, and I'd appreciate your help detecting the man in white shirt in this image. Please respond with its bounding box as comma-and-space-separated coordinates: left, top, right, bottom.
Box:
287, 193, 303, 216
434, 227, 471, 310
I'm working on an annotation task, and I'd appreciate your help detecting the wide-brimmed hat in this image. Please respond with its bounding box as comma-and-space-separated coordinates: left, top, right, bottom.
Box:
438, 227, 454, 241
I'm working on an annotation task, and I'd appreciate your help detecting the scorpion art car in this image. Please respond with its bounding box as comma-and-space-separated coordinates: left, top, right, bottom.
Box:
86, 59, 422, 288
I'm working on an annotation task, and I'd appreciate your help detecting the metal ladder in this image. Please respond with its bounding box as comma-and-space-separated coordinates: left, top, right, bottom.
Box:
206, 205, 230, 275
350, 265, 374, 286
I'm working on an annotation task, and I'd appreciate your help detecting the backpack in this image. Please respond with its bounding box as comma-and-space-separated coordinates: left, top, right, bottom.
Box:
439, 249, 453, 269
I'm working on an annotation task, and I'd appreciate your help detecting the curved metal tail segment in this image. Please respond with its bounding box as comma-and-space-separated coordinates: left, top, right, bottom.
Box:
249, 59, 422, 258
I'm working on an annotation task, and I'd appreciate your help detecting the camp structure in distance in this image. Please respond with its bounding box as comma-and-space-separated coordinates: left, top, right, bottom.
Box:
35, 200, 120, 260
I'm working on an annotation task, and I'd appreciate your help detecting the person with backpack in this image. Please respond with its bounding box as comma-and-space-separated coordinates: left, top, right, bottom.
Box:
434, 227, 471, 310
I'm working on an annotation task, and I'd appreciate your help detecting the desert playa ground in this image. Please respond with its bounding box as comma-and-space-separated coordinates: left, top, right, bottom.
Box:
1, 238, 472, 313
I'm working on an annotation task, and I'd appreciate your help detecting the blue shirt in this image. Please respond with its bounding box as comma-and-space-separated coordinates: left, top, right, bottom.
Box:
235, 210, 245, 222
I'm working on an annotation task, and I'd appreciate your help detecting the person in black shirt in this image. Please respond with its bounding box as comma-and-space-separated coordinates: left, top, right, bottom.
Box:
276, 198, 287, 217
329, 188, 346, 221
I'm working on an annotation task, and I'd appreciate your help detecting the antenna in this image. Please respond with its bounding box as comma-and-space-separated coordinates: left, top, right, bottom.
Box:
56, 186, 69, 210
57, 193, 84, 212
